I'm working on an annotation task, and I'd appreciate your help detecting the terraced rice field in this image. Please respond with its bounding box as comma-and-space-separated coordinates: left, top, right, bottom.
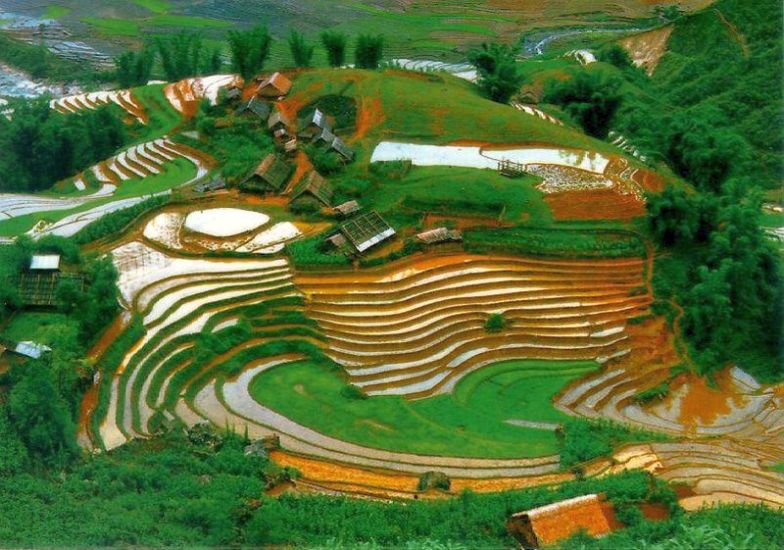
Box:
50, 89, 147, 123
164, 75, 242, 116
297, 253, 650, 398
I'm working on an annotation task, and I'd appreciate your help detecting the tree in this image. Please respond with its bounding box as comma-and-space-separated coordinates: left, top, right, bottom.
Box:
320, 31, 347, 68
7, 361, 78, 465
354, 34, 384, 69
156, 32, 203, 81
288, 31, 314, 68
543, 70, 623, 138
114, 47, 155, 88
228, 27, 272, 80
664, 107, 750, 192
468, 42, 524, 103
205, 48, 223, 74
597, 44, 634, 70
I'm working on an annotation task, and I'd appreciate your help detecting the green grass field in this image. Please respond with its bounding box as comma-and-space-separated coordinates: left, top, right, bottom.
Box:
44, 5, 72, 19
364, 166, 552, 226
247, 358, 599, 458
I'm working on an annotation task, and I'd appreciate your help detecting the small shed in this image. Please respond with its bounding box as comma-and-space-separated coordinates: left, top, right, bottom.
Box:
299, 108, 333, 140
507, 494, 613, 549
235, 97, 271, 120
416, 227, 462, 244
268, 110, 292, 134
329, 136, 355, 162
224, 85, 242, 101
339, 210, 396, 253
30, 254, 61, 271
284, 138, 298, 156
13, 341, 52, 360
194, 177, 227, 193
257, 72, 293, 98
333, 200, 361, 217
247, 153, 292, 193
290, 171, 334, 206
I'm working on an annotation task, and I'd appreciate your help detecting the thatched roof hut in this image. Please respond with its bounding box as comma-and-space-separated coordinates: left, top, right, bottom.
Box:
290, 171, 334, 206
257, 72, 293, 98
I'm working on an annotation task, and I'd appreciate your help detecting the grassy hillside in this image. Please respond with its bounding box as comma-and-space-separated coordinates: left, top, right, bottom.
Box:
651, 0, 783, 187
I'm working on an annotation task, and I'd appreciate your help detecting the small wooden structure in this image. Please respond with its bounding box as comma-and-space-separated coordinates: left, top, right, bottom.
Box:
333, 200, 361, 217
507, 494, 613, 549
329, 136, 355, 162
298, 108, 333, 140
235, 97, 271, 120
245, 153, 292, 193
19, 255, 84, 307
498, 159, 526, 178
290, 171, 334, 206
338, 210, 396, 253
257, 72, 293, 98
194, 177, 227, 193
313, 126, 336, 146
268, 110, 292, 134
224, 85, 242, 101
284, 138, 298, 156
416, 227, 462, 244
10, 340, 52, 360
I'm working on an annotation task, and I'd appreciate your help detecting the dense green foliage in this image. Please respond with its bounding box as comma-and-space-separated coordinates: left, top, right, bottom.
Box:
468, 43, 524, 103
248, 471, 672, 547
114, 47, 156, 88
72, 195, 171, 245
543, 70, 623, 138
464, 226, 645, 258
0, 100, 126, 193
355, 35, 385, 70
228, 26, 273, 80
321, 31, 347, 68
155, 32, 214, 81
648, 180, 782, 381
288, 31, 315, 68
560, 505, 784, 550
558, 418, 669, 468
649, 0, 783, 188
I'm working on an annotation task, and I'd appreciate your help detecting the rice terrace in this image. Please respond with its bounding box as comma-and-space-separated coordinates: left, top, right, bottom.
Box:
0, 0, 781, 548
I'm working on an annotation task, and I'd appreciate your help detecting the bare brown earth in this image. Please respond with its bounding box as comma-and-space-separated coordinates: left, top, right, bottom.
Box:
619, 26, 674, 75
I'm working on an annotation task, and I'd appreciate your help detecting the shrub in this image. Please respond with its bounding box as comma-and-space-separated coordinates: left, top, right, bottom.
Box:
369, 160, 411, 180
484, 313, 507, 333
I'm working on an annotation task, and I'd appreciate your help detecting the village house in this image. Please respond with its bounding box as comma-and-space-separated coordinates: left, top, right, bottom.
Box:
256, 72, 293, 98
333, 200, 361, 217
298, 108, 333, 140
415, 227, 462, 244
235, 97, 271, 121
506, 494, 614, 549
290, 171, 334, 206
328, 136, 355, 162
268, 110, 292, 138
243, 153, 292, 194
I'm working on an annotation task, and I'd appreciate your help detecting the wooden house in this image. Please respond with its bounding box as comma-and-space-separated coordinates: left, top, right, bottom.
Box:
415, 227, 462, 244
268, 110, 292, 136
298, 108, 333, 140
329, 136, 355, 162
507, 494, 614, 549
290, 171, 334, 206
245, 153, 292, 193
256, 72, 292, 98
333, 200, 361, 217
235, 97, 271, 121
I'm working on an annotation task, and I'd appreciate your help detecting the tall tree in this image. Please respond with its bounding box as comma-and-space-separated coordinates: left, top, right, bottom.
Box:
354, 34, 384, 69
543, 70, 623, 138
320, 31, 346, 68
156, 32, 203, 81
288, 31, 314, 67
468, 42, 524, 104
228, 26, 272, 80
